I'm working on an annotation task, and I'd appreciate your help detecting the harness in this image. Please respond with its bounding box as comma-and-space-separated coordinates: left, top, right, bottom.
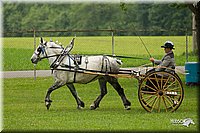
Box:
101, 55, 112, 73
71, 54, 82, 83
39, 48, 113, 83
37, 42, 87, 83
35, 38, 142, 83
50, 38, 75, 69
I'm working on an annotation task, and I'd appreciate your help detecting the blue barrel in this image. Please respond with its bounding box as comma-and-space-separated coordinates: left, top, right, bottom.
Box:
185, 62, 200, 85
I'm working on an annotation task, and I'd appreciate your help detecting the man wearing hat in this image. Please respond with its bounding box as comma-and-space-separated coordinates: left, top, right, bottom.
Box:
149, 41, 175, 71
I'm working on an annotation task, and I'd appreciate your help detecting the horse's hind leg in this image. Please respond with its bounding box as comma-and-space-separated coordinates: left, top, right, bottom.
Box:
90, 77, 107, 110
107, 77, 131, 110
45, 81, 63, 110
66, 84, 85, 109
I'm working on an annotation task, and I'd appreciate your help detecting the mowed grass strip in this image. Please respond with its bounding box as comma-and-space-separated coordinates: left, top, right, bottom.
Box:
3, 76, 198, 131
3, 36, 198, 71
2, 36, 194, 55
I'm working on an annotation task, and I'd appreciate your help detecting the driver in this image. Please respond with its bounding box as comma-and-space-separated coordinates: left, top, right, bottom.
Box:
149, 41, 175, 72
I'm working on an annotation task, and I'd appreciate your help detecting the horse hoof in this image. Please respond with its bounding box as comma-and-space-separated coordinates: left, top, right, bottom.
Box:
46, 104, 51, 110
125, 105, 131, 110
90, 103, 96, 110
45, 100, 52, 110
90, 105, 96, 110
77, 105, 84, 110
80, 101, 85, 108
90, 103, 99, 110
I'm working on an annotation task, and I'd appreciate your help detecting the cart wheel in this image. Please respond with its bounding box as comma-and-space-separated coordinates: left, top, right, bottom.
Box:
138, 71, 184, 112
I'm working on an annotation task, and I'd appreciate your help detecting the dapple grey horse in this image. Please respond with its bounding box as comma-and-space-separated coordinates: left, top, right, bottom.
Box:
31, 38, 131, 110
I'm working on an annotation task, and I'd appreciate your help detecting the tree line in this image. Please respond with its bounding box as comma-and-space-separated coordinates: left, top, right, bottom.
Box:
3, 3, 192, 37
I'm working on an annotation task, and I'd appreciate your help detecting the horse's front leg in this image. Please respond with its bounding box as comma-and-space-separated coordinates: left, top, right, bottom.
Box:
66, 84, 85, 109
45, 81, 64, 110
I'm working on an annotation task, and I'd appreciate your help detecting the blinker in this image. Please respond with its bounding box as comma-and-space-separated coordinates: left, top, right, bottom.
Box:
39, 46, 45, 55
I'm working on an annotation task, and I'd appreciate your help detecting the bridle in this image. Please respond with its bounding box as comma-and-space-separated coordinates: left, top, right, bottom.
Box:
35, 42, 64, 61
35, 42, 77, 71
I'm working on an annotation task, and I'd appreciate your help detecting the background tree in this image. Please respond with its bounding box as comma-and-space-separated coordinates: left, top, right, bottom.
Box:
3, 3, 192, 36
188, 2, 200, 61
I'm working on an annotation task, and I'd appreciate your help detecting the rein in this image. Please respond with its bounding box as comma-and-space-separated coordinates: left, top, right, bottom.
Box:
74, 54, 149, 60
105, 54, 149, 60
39, 53, 61, 60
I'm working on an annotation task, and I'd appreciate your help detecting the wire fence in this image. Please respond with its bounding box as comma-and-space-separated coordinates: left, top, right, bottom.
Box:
3, 28, 197, 76
3, 28, 195, 37
11, 29, 195, 55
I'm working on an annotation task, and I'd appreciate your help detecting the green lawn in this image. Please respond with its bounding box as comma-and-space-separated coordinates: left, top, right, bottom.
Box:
3, 76, 198, 131
2, 36, 198, 71
2, 36, 199, 132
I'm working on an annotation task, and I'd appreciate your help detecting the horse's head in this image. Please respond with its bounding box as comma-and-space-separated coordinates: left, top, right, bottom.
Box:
31, 37, 63, 64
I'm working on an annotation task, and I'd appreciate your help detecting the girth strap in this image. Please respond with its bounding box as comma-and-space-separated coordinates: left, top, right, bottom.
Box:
101, 56, 111, 73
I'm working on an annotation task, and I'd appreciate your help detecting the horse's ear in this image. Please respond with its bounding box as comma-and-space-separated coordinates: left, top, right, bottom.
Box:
65, 38, 75, 52
40, 37, 43, 44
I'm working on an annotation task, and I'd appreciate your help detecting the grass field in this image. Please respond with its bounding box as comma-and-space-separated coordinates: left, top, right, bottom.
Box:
3, 76, 198, 131
2, 36, 198, 71
2, 36, 199, 131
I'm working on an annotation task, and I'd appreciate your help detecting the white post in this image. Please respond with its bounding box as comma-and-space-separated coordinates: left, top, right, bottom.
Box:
112, 31, 114, 56
186, 29, 188, 62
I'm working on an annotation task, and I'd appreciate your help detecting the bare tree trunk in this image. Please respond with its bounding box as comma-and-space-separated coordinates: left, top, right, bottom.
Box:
196, 2, 200, 61
192, 13, 197, 52
188, 2, 200, 61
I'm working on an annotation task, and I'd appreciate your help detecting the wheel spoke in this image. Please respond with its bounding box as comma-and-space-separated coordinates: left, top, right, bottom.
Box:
166, 86, 181, 92
143, 84, 158, 92
141, 94, 155, 102
150, 96, 159, 112
146, 76, 159, 91
157, 96, 161, 112
162, 75, 171, 90
164, 79, 177, 91
154, 74, 161, 90
160, 74, 164, 90
145, 96, 157, 108
166, 89, 181, 92
162, 96, 169, 112
165, 95, 175, 110
141, 90, 157, 94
